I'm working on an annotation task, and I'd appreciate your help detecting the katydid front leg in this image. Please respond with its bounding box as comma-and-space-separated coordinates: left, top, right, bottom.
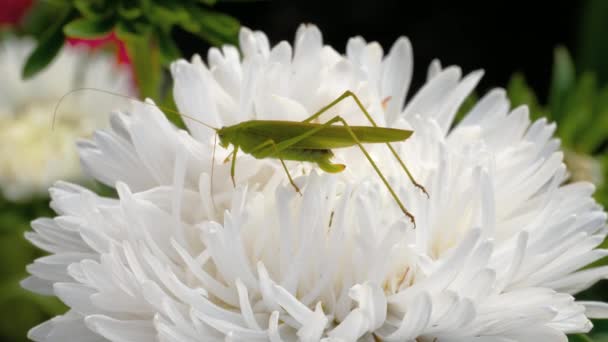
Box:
248, 139, 302, 195
230, 146, 239, 187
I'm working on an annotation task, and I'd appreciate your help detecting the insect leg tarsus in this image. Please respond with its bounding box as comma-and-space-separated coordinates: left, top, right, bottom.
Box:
333, 115, 416, 227
279, 156, 302, 195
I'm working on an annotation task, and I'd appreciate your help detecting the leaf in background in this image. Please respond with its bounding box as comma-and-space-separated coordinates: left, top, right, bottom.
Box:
0, 274, 66, 340
73, 0, 114, 20
579, 0, 608, 87
507, 73, 545, 120
22, 8, 71, 79
21, 0, 66, 37
189, 8, 240, 46
118, 23, 162, 100
549, 46, 576, 123
114, 19, 140, 40
452, 93, 478, 127
149, 2, 194, 32
597, 154, 608, 208
118, 0, 143, 20
581, 86, 608, 153
159, 85, 186, 129
593, 334, 608, 342
569, 334, 594, 342
588, 320, 608, 342
559, 72, 597, 150
158, 28, 181, 65
63, 17, 115, 39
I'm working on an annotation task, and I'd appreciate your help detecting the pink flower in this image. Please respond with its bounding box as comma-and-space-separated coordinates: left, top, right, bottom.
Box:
67, 32, 130, 65
0, 0, 32, 25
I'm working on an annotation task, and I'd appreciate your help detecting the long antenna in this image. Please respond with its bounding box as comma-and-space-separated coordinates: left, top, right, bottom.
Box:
52, 87, 218, 131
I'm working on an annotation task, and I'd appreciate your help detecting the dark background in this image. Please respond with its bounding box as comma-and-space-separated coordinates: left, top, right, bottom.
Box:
178, 1, 584, 100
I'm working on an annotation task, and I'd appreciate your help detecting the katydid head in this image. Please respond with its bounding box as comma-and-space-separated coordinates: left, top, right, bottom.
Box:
217, 131, 229, 148
216, 126, 236, 149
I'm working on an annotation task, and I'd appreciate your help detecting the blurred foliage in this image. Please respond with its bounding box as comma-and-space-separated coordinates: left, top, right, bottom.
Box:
0, 0, 247, 338
0, 179, 120, 340
21, 0, 242, 100
3, 0, 608, 341
571, 320, 608, 342
0, 196, 66, 341
508, 47, 608, 207
509, 47, 608, 342
579, 0, 608, 87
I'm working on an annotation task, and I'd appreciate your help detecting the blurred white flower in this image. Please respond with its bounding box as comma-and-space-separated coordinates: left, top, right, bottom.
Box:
24, 25, 608, 341
0, 37, 132, 201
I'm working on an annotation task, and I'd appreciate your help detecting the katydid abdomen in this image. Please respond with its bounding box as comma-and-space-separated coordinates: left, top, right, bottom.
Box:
219, 120, 413, 150
249, 147, 345, 173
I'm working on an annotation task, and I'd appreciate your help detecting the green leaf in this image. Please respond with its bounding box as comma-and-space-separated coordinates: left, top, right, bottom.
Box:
569, 334, 594, 342
147, 2, 191, 30
578, 0, 608, 86
73, 0, 114, 19
118, 0, 143, 20
115, 19, 148, 40
597, 155, 608, 207
575, 85, 608, 154
593, 334, 608, 342
507, 73, 544, 120
549, 46, 576, 123
158, 29, 181, 65
0, 275, 67, 339
121, 28, 162, 100
159, 85, 186, 129
197, 9, 240, 45
21, 0, 70, 37
63, 17, 115, 38
452, 92, 478, 126
22, 8, 71, 79
22, 33, 64, 79
580, 86, 608, 153
559, 72, 597, 149
589, 320, 608, 341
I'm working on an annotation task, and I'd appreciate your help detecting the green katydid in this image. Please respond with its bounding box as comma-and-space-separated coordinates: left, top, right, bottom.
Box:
54, 89, 427, 226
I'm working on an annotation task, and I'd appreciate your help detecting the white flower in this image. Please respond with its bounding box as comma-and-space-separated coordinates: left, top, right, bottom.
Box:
24, 25, 608, 341
0, 37, 132, 201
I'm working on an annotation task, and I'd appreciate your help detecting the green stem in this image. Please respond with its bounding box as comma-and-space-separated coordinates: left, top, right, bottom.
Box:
124, 32, 162, 100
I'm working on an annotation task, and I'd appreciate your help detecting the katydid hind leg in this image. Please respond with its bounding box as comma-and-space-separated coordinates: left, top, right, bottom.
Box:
346, 91, 429, 197
302, 91, 353, 123
246, 115, 413, 222
333, 115, 416, 226
317, 90, 429, 198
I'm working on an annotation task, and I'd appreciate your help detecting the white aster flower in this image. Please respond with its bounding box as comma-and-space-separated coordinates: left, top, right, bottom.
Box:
24, 25, 608, 342
0, 37, 132, 201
